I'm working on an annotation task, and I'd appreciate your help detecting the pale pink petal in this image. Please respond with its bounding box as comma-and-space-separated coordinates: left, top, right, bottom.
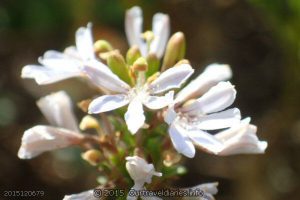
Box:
18, 125, 83, 159
37, 91, 79, 132
175, 63, 232, 103
148, 64, 194, 94
182, 182, 218, 200
125, 98, 145, 134
88, 94, 129, 113
143, 91, 174, 110
181, 81, 236, 114
149, 13, 170, 59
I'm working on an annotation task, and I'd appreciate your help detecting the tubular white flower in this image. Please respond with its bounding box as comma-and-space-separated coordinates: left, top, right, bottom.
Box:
18, 125, 83, 159
126, 156, 162, 200
18, 91, 84, 159
125, 6, 170, 59
164, 81, 267, 158
87, 64, 193, 134
21, 23, 111, 85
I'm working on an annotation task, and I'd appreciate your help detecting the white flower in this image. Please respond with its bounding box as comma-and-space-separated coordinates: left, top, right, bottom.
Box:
86, 64, 194, 134
21, 23, 110, 85
126, 156, 162, 200
164, 64, 267, 158
18, 91, 83, 159
125, 6, 170, 59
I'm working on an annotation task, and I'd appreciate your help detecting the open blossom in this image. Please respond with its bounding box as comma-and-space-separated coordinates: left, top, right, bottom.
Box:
125, 6, 170, 59
21, 23, 110, 85
86, 64, 194, 134
126, 156, 162, 200
18, 91, 83, 159
164, 64, 267, 158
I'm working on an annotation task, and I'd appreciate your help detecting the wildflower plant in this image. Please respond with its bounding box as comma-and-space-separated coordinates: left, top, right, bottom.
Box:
19, 6, 267, 200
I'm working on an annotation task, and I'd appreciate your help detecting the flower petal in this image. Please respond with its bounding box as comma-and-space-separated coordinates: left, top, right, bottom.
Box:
215, 119, 268, 155
148, 64, 194, 94
175, 63, 232, 103
83, 65, 131, 93
18, 125, 83, 159
143, 91, 174, 110
164, 105, 177, 125
125, 98, 145, 134
181, 81, 236, 114
21, 65, 83, 85
125, 6, 147, 56
75, 23, 95, 60
187, 129, 223, 155
37, 91, 79, 132
63, 189, 98, 200
168, 122, 195, 158
88, 94, 129, 114
182, 182, 218, 200
192, 108, 241, 130
149, 13, 170, 59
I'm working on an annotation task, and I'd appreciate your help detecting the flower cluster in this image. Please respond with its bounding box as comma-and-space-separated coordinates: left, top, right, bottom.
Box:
19, 6, 267, 200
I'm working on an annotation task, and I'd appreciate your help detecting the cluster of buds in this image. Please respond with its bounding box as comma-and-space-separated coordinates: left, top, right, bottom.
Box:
19, 6, 267, 200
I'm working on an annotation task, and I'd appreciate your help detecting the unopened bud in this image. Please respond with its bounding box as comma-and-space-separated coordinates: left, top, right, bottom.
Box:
79, 115, 99, 131
163, 150, 182, 167
107, 51, 131, 84
132, 57, 148, 72
94, 40, 113, 54
141, 30, 155, 43
126, 45, 141, 65
77, 99, 92, 113
81, 149, 102, 166
162, 32, 186, 71
146, 53, 160, 77
175, 59, 190, 66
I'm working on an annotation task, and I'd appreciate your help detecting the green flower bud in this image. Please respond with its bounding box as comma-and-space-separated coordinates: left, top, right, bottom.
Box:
107, 51, 132, 84
132, 57, 148, 72
146, 53, 160, 77
161, 32, 186, 71
94, 40, 113, 54
126, 45, 141, 65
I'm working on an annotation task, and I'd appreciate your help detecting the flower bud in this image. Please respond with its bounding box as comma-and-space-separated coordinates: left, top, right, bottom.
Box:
162, 32, 186, 71
163, 150, 182, 167
107, 51, 132, 84
79, 115, 99, 131
146, 53, 160, 77
81, 149, 102, 166
126, 45, 141, 65
141, 30, 155, 43
94, 40, 113, 54
132, 57, 148, 72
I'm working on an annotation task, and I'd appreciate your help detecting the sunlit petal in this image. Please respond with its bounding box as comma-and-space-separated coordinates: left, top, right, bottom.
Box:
143, 91, 174, 110
18, 125, 83, 159
88, 94, 129, 114
125, 98, 145, 134
75, 23, 95, 60
148, 64, 194, 94
37, 91, 79, 132
176, 63, 232, 103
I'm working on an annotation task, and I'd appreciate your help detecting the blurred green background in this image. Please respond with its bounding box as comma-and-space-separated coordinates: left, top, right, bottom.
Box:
0, 0, 300, 199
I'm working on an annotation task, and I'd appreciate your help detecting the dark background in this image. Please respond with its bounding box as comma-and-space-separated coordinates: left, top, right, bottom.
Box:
0, 0, 300, 199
